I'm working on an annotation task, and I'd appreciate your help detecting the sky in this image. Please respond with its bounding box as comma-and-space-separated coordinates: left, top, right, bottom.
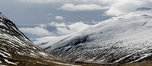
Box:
1, 0, 152, 41
0, 0, 111, 26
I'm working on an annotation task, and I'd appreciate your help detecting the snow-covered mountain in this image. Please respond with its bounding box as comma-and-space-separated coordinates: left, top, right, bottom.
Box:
45, 7, 152, 64
0, 12, 79, 66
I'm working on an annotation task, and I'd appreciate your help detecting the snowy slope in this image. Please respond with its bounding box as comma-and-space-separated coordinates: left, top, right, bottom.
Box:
34, 35, 70, 49
0, 12, 79, 66
46, 7, 152, 64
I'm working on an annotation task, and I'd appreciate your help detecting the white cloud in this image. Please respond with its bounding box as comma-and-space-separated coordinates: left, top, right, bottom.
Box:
105, 0, 152, 16
68, 22, 90, 32
19, 0, 60, 3
18, 0, 152, 16
18, 0, 108, 4
59, 0, 152, 15
19, 21, 91, 38
48, 22, 90, 35
60, 4, 107, 11
49, 22, 71, 35
56, 22, 90, 35
49, 22, 66, 27
55, 16, 63, 20
19, 27, 53, 37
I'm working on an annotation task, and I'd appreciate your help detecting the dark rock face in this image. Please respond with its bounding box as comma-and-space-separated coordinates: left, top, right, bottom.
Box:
46, 9, 152, 64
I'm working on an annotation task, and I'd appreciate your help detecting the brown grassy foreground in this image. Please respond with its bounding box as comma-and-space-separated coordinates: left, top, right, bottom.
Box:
121, 61, 152, 66
1, 55, 152, 66
78, 61, 152, 66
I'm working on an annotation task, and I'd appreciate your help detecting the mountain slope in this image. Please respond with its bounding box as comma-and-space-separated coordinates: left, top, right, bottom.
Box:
0, 12, 79, 66
46, 7, 152, 64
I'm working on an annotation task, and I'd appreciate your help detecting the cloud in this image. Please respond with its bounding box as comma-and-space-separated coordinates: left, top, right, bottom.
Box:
56, 22, 90, 35
48, 22, 66, 27
18, 0, 108, 4
55, 16, 63, 20
19, 21, 91, 38
15, 0, 152, 16
60, 4, 107, 11
68, 22, 90, 32
105, 0, 152, 16
59, 0, 152, 15
19, 27, 53, 37
48, 22, 90, 35
19, 0, 60, 3
49, 22, 71, 35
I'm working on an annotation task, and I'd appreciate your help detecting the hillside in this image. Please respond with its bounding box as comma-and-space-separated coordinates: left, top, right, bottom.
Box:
45, 7, 152, 65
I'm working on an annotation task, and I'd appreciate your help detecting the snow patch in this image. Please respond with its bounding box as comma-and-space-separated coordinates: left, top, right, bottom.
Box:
51, 61, 81, 66
0, 52, 9, 58
4, 59, 17, 65
0, 60, 2, 63
38, 52, 48, 56
0, 22, 6, 27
